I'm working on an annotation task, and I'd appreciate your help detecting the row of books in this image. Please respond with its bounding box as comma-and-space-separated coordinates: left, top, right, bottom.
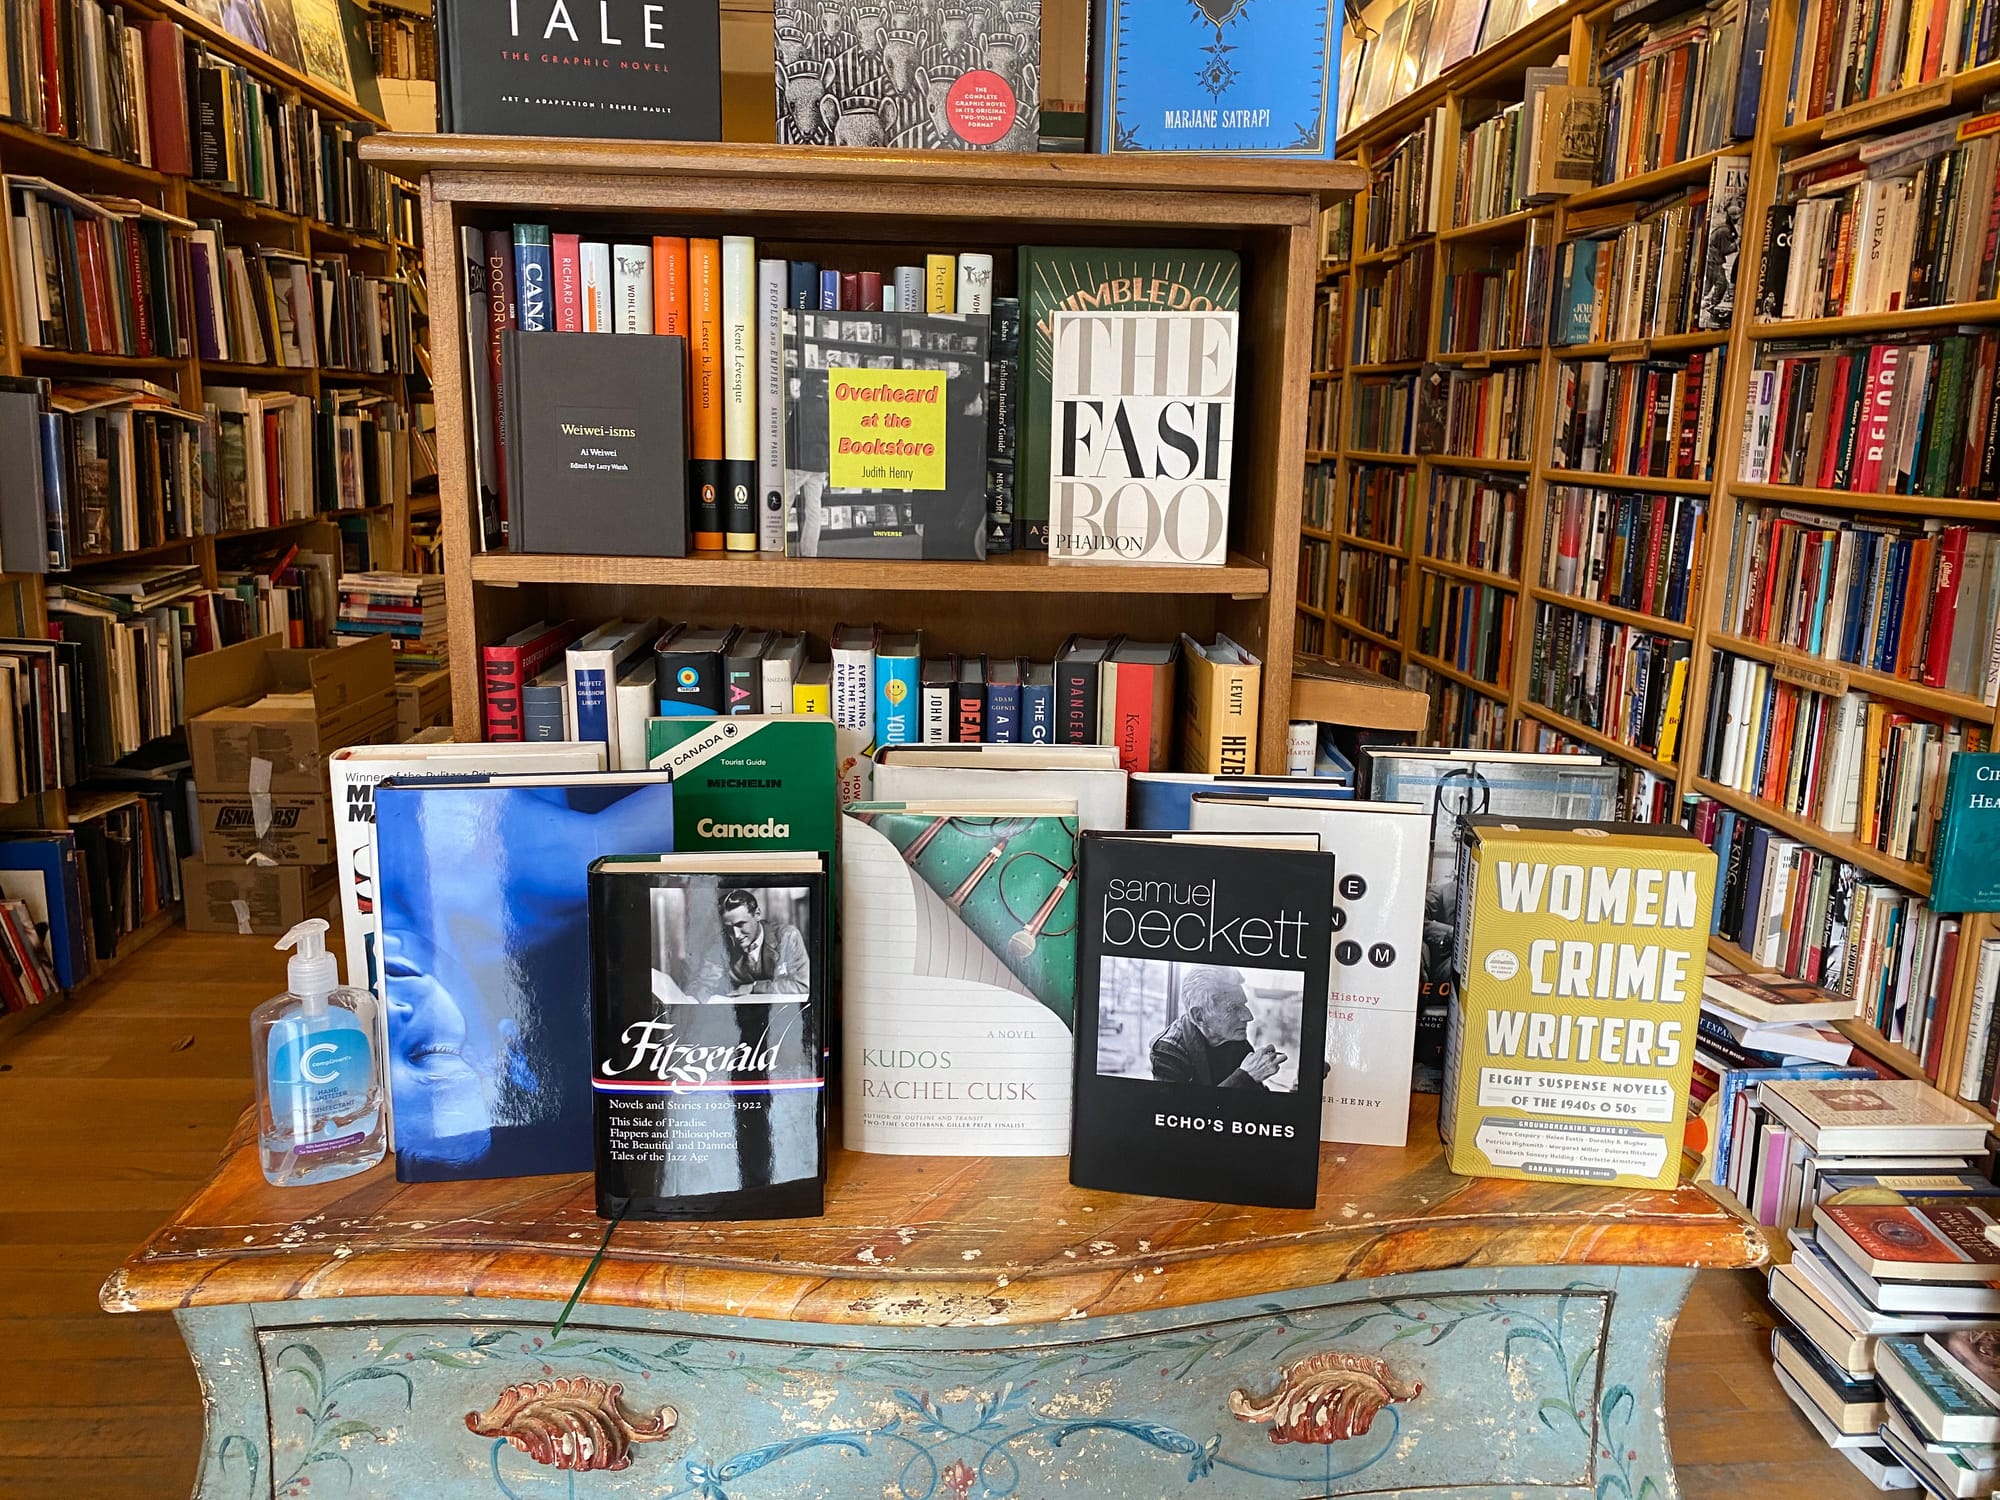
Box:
1783, 0, 2000, 125
1420, 364, 1536, 462
1303, 463, 1337, 531
1311, 283, 1345, 372
1552, 160, 1743, 345
1352, 252, 1431, 366
1738, 332, 2000, 500
1344, 0, 1567, 137
1363, 112, 1445, 254
1300, 535, 1331, 614
1424, 472, 1523, 576
1700, 650, 1981, 866
366, 11, 437, 81
1449, 68, 1579, 226
1594, 0, 1758, 184
1526, 601, 1693, 761
1541, 485, 1707, 627
1307, 380, 1341, 453
0, 1, 397, 236
480, 620, 1265, 781
1955, 941, 2000, 1108
1439, 234, 1552, 353
1760, 118, 2000, 324
6, 178, 190, 361
1336, 550, 1405, 640
0, 638, 82, 803
1715, 505, 2000, 703
1413, 666, 1508, 748
1548, 350, 1726, 481
1413, 574, 1515, 685
1349, 463, 1412, 545
1354, 374, 1418, 454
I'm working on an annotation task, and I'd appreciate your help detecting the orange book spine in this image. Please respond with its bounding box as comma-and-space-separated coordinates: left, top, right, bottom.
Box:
653, 236, 689, 337
689, 237, 724, 549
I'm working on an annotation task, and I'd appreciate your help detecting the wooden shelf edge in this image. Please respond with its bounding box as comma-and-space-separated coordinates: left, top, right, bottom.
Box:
1527, 587, 1695, 639
0, 901, 181, 1053
1708, 631, 1994, 723
1519, 701, 1677, 775
1689, 776, 1934, 897
1730, 482, 2000, 520
1750, 298, 2000, 340
1338, 530, 1406, 557
1540, 468, 1715, 496
1409, 649, 1511, 700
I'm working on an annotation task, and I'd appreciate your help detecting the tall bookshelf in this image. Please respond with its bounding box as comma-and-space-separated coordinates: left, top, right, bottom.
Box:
359, 138, 1364, 776
0, 0, 432, 1029
1307, 0, 2000, 1109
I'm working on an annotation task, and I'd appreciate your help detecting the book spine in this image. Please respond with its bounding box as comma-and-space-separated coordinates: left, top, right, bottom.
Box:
1057, 654, 1098, 743
956, 253, 993, 316
953, 672, 985, 742
522, 678, 569, 741
690, 238, 724, 550
818, 269, 840, 310
831, 635, 876, 744
612, 243, 653, 334
985, 678, 1021, 743
925, 254, 955, 313
893, 265, 925, 313
579, 241, 611, 333
792, 674, 831, 715
568, 653, 614, 752
512, 224, 551, 334
653, 237, 688, 339
786, 261, 817, 309
857, 271, 883, 310
481, 645, 528, 741
1023, 679, 1054, 742
875, 655, 920, 746
722, 235, 757, 553
757, 258, 786, 554
552, 232, 582, 333
484, 228, 514, 543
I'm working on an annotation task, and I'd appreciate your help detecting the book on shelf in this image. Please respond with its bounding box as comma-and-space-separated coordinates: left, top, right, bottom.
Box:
1933, 754, 2000, 912
1525, 602, 1692, 762
1782, 0, 2000, 127
1439, 226, 1553, 353
1765, 1076, 1994, 1152
1362, 110, 1447, 251
1594, 3, 1759, 183
1541, 485, 1706, 625
1416, 574, 1517, 686
1550, 348, 1727, 480
1554, 158, 1744, 343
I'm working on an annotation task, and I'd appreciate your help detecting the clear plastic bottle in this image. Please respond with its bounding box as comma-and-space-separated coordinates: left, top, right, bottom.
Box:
251, 918, 386, 1187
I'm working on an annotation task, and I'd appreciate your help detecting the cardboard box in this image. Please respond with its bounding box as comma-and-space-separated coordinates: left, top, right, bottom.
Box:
186, 633, 398, 794
182, 857, 337, 935
1290, 655, 1429, 731
196, 792, 336, 866
395, 666, 453, 741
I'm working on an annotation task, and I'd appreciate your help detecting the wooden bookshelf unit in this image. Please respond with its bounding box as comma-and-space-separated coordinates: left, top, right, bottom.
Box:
360, 137, 1365, 773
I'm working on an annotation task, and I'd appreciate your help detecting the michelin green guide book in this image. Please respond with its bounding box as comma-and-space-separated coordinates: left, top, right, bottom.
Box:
644, 714, 838, 857
1931, 753, 2000, 913
1015, 248, 1241, 548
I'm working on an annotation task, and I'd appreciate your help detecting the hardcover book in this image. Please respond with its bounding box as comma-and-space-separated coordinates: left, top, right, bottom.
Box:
1192, 793, 1425, 1146
1047, 310, 1237, 565
1017, 249, 1240, 549
373, 772, 675, 1182
781, 309, 989, 559
440, 0, 720, 139
1817, 1199, 2000, 1282
652, 623, 737, 717
1180, 634, 1260, 772
1441, 817, 1717, 1191
873, 743, 1129, 830
1760, 1078, 1994, 1154
1367, 750, 1619, 1092
1931, 753, 2000, 912
772, 0, 1039, 150
1092, 0, 1343, 156
841, 801, 1080, 1156
1072, 830, 1333, 1206
644, 715, 838, 864
500, 331, 688, 557
1876, 1335, 2000, 1444
1129, 773, 1349, 830
589, 852, 828, 1219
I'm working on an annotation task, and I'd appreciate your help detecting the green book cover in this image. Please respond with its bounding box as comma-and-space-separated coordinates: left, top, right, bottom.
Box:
644, 715, 838, 858
1015, 248, 1241, 549
1931, 752, 2000, 913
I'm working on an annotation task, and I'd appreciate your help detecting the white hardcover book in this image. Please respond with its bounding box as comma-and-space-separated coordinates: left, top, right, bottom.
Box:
613, 657, 654, 772
327, 739, 605, 1143
1947, 534, 1993, 696
760, 633, 806, 713
612, 243, 652, 333
756, 257, 786, 552
1287, 720, 1317, 774
1718, 657, 1751, 787
830, 623, 878, 744
1758, 839, 1801, 968
722, 236, 756, 468
566, 618, 660, 764
872, 745, 1128, 830
1739, 370, 1777, 483
579, 242, 613, 332
1962, 939, 2000, 1101
1190, 795, 1423, 1146
892, 264, 925, 314
921, 673, 952, 743
955, 252, 994, 316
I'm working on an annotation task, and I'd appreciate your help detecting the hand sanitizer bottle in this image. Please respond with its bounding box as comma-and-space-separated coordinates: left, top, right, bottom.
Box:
252, 918, 386, 1187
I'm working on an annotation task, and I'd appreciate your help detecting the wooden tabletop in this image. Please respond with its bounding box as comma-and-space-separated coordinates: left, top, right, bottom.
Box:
105, 1097, 1764, 1327
356, 135, 1368, 201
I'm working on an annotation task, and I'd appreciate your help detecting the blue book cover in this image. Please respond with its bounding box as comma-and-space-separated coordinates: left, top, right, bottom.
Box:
818, 269, 841, 310
1733, 0, 1772, 140
0, 833, 83, 989
1881, 1337, 1993, 1418
512, 225, 552, 333
573, 667, 612, 745
1023, 676, 1054, 743
374, 773, 675, 1182
1932, 753, 2000, 912
1562, 240, 1599, 344
984, 673, 1022, 743
787, 261, 818, 310
1093, 0, 1341, 157
1129, 773, 1351, 831
875, 637, 921, 747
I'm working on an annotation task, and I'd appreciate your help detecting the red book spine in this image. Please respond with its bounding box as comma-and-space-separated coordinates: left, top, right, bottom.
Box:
1923, 524, 1969, 685
1112, 663, 1153, 773
857, 271, 883, 310
485, 229, 515, 538
838, 272, 861, 309
143, 21, 192, 175
1818, 354, 1855, 487
552, 232, 582, 333
482, 644, 529, 740
77, 223, 110, 353
38, 0, 62, 136
123, 219, 153, 357
1853, 344, 1899, 491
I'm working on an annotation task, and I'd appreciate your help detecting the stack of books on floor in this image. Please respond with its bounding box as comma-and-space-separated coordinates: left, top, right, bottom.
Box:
1756, 1076, 2000, 1492
334, 573, 449, 671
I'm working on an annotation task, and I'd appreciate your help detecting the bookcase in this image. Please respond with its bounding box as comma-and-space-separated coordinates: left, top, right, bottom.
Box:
0, 0, 434, 1031
1307, 0, 2000, 1111
358, 137, 1364, 775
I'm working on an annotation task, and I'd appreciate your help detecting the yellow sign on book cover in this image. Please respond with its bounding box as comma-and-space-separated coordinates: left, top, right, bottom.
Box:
1441, 817, 1717, 1190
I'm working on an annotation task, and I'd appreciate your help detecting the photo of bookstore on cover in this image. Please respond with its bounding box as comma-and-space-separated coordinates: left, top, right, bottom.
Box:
1096, 959, 1304, 1093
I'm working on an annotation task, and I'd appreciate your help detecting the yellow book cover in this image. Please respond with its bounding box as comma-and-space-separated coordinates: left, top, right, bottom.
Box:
792, 662, 832, 715
1178, 634, 1261, 775
1441, 816, 1717, 1191
925, 255, 956, 313
1860, 703, 1885, 845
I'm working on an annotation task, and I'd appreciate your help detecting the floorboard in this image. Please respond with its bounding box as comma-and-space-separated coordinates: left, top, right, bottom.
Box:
0, 928, 1879, 1498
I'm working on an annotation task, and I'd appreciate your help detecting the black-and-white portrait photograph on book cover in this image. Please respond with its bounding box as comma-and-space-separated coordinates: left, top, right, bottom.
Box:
773, 0, 1041, 150
1095, 959, 1305, 1093
648, 883, 814, 1005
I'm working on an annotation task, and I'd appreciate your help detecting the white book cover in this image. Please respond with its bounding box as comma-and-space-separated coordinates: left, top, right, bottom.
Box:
839, 811, 1074, 1156
722, 237, 756, 468
954, 252, 994, 316
756, 257, 786, 552
921, 682, 951, 742
830, 625, 876, 743
1191, 795, 1423, 1146
566, 618, 659, 763
760, 633, 805, 713
614, 657, 654, 772
328, 740, 605, 1142
1286, 721, 1317, 774
1047, 309, 1236, 566
580, 242, 613, 332
871, 753, 1128, 831
612, 243, 652, 333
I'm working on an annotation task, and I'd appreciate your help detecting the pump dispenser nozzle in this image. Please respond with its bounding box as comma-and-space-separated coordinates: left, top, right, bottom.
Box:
276, 917, 339, 1016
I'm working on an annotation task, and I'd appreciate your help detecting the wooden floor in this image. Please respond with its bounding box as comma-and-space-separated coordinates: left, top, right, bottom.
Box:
0, 927, 1874, 1499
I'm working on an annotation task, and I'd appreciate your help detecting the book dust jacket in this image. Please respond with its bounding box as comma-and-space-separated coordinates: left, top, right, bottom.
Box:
1442, 817, 1716, 1190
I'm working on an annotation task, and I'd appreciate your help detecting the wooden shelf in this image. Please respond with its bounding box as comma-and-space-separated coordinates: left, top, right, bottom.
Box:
1540, 468, 1715, 495
1338, 530, 1406, 557
1709, 631, 1994, 722
1434, 347, 1544, 365
1552, 331, 1731, 358
1564, 147, 1743, 211
1306, 448, 1340, 461
1355, 241, 1432, 268
0, 901, 183, 1052
1772, 59, 2000, 148
1520, 702, 1678, 775
1833, 1019, 1938, 1084
1301, 523, 1335, 541
1528, 587, 1695, 639
1438, 207, 1549, 242
1750, 298, 2000, 339
468, 549, 1272, 595
200, 360, 313, 379
1408, 649, 1509, 698
1335, 614, 1401, 649
1419, 554, 1521, 590
1428, 452, 1532, 473
1309, 370, 1340, 380
1690, 776, 1934, 897
16, 347, 189, 372
1346, 448, 1419, 464
1729, 481, 2000, 520
0, 119, 167, 191
1352, 358, 1426, 373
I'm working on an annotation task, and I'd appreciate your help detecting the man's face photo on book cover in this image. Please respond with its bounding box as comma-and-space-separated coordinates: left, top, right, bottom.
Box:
1096, 960, 1302, 1093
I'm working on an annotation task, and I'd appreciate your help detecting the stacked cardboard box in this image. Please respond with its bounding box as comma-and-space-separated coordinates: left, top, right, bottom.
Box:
182, 632, 396, 934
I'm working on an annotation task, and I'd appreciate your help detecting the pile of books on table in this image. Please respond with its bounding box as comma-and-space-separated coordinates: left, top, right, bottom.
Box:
333, 573, 449, 671
1761, 1077, 2000, 1492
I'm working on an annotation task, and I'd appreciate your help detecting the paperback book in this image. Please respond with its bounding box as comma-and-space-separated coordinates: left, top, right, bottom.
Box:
643, 715, 838, 862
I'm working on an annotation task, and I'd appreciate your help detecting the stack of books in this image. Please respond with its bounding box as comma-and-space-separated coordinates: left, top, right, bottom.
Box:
1757, 1078, 1997, 1490
334, 573, 449, 671
1759, 1078, 1998, 1489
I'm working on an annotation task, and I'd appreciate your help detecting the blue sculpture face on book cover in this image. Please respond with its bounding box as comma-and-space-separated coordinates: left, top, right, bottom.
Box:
1095, 0, 1342, 156
373, 777, 676, 1182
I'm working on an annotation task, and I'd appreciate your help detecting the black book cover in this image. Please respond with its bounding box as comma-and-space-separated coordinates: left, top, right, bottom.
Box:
439, 0, 720, 140
782, 308, 988, 559
653, 623, 736, 717
952, 655, 986, 742
1753, 202, 1793, 322
501, 329, 687, 556
589, 855, 828, 1220
1055, 633, 1116, 745
1071, 833, 1332, 1208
